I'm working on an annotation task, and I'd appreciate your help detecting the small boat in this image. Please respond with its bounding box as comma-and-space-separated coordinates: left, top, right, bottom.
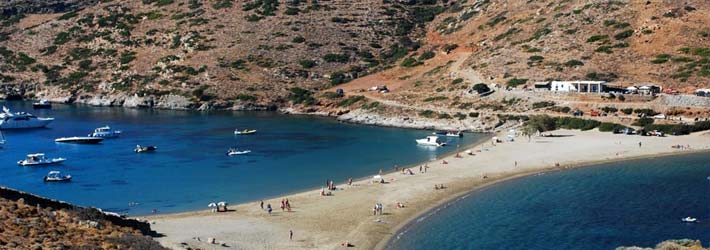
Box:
234, 129, 257, 135
18, 153, 66, 166
416, 136, 446, 147
432, 131, 447, 135
32, 100, 52, 109
134, 145, 157, 153
43, 171, 71, 182
682, 217, 698, 223
227, 148, 251, 156
0, 106, 54, 129
55, 136, 104, 144
88, 126, 122, 138
446, 131, 464, 137
0, 130, 5, 148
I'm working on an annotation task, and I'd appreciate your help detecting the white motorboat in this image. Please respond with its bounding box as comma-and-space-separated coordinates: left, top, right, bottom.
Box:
18, 153, 66, 166
0, 106, 54, 129
234, 129, 257, 135
416, 136, 447, 147
32, 100, 52, 109
682, 217, 698, 223
227, 148, 251, 156
135, 145, 157, 153
55, 136, 104, 144
446, 131, 463, 137
433, 131, 463, 137
89, 126, 122, 138
43, 171, 71, 182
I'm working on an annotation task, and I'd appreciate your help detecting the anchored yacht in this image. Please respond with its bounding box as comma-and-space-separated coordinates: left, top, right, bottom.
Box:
0, 106, 54, 129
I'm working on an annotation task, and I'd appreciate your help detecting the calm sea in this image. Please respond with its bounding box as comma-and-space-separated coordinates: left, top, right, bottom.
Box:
0, 101, 486, 215
388, 152, 710, 250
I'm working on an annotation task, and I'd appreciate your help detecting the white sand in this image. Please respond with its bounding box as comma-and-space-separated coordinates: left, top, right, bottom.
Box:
142, 129, 710, 250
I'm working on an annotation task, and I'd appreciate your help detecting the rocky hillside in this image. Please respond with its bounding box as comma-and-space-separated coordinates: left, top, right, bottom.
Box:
0, 197, 165, 249
0, 0, 456, 109
451, 0, 709, 92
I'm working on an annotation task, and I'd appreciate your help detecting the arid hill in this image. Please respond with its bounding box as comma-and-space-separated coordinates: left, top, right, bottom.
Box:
0, 0, 455, 108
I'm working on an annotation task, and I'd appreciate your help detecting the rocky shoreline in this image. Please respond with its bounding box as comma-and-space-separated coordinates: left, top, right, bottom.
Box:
2, 87, 506, 132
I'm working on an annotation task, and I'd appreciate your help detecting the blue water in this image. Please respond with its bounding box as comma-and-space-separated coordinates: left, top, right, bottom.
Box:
389, 153, 710, 250
0, 101, 486, 215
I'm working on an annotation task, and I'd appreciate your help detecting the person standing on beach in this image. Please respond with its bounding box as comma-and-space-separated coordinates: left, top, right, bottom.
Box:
515, 161, 517, 167
348, 177, 352, 185
639, 141, 642, 148
260, 200, 264, 210
289, 230, 293, 240
267, 204, 272, 215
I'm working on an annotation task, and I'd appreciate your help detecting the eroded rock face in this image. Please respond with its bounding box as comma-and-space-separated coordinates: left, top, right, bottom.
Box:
155, 94, 193, 110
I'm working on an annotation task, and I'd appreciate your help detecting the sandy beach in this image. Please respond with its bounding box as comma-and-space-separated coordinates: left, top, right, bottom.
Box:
142, 129, 710, 250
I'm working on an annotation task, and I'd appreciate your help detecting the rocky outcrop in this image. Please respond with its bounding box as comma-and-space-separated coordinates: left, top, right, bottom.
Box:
659, 94, 710, 108
336, 109, 496, 132
616, 239, 708, 250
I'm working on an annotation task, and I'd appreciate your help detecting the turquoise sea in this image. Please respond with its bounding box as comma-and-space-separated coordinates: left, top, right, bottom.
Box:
0, 101, 485, 215
388, 152, 710, 250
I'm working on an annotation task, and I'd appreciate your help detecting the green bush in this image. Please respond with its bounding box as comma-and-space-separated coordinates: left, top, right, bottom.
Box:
419, 110, 435, 118
400, 57, 421, 67
632, 117, 654, 126
299, 59, 316, 69
633, 108, 658, 116
601, 106, 618, 113
472, 83, 490, 94
288, 87, 316, 105
598, 122, 628, 132
621, 108, 633, 115
564, 59, 584, 67
235, 94, 257, 102
291, 36, 305, 43
212, 0, 233, 9
423, 96, 448, 102
532, 101, 555, 109
418, 51, 435, 60
337, 95, 365, 107
614, 29, 633, 40
323, 53, 349, 63
506, 78, 528, 87
586, 34, 609, 43
555, 117, 601, 131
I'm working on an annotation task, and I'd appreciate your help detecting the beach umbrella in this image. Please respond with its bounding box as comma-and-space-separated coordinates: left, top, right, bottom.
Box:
208, 203, 217, 208
218, 201, 227, 206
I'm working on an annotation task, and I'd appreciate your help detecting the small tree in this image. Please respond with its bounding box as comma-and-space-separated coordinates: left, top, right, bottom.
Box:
526, 115, 557, 135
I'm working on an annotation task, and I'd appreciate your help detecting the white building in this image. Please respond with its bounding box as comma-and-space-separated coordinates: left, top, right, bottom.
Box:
550, 81, 607, 93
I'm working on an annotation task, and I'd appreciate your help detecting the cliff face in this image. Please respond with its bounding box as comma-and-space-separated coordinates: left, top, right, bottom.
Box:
617, 239, 709, 250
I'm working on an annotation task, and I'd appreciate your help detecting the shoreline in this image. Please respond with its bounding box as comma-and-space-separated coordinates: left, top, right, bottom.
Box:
144, 129, 710, 250
377, 148, 710, 250
136, 133, 491, 218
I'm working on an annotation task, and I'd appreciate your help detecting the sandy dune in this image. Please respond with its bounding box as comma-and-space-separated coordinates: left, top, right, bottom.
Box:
143, 130, 710, 250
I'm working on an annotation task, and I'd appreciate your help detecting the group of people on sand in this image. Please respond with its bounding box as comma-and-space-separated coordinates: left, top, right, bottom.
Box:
434, 184, 446, 190
259, 200, 289, 215
401, 168, 415, 175
671, 144, 691, 150
372, 203, 384, 215
280, 199, 292, 212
